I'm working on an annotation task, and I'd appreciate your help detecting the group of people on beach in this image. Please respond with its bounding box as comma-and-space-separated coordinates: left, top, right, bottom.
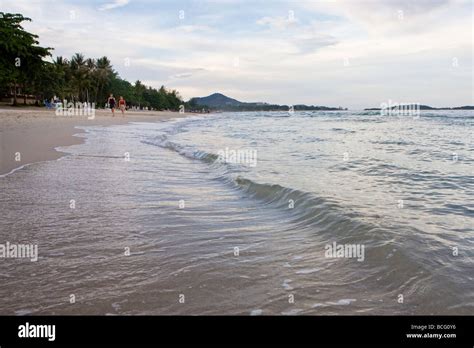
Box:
107, 94, 126, 116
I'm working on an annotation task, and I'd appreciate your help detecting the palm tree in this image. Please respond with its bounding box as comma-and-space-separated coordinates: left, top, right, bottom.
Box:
95, 56, 114, 104
84, 57, 96, 103
53, 56, 70, 100
70, 53, 89, 101
134, 80, 146, 109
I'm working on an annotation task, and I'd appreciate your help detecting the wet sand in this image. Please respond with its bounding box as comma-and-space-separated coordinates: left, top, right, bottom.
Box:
0, 107, 191, 175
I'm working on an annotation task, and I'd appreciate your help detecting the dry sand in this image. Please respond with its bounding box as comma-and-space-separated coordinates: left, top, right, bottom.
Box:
0, 107, 192, 175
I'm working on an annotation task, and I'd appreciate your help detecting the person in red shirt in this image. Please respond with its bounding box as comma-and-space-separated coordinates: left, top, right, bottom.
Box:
119, 96, 126, 116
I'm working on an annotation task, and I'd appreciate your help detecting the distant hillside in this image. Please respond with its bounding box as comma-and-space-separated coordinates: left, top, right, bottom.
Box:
191, 93, 243, 108
365, 104, 474, 111
187, 93, 346, 111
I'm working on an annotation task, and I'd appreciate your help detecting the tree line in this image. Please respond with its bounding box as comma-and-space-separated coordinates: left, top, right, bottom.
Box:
0, 12, 183, 110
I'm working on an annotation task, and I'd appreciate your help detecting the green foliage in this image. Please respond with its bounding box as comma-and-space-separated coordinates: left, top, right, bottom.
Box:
0, 12, 52, 104
0, 12, 183, 110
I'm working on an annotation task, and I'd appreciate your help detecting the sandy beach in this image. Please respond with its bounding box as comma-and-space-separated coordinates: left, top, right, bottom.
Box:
0, 107, 191, 175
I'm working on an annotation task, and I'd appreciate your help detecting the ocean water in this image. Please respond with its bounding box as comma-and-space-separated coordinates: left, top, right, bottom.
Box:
0, 110, 473, 315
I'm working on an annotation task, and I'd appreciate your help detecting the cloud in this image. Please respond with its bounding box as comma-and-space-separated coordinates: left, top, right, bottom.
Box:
98, 0, 129, 11
1, 0, 471, 108
170, 72, 193, 79
175, 25, 213, 33
301, 0, 456, 36
292, 35, 338, 54
256, 15, 298, 30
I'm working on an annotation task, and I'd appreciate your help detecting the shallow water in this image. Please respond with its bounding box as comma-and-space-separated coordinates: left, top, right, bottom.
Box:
0, 110, 473, 315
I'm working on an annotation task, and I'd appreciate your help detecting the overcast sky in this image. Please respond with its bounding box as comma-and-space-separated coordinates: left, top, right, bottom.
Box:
2, 0, 472, 108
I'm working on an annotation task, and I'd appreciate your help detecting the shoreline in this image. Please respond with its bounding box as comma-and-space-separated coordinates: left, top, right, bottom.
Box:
0, 107, 193, 176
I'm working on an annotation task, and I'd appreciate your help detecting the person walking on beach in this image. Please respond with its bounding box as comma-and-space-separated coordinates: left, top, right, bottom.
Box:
119, 96, 126, 116
108, 94, 116, 116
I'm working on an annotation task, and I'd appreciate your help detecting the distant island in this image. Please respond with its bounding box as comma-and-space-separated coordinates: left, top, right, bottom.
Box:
185, 93, 347, 112
185, 95, 474, 113
365, 104, 474, 111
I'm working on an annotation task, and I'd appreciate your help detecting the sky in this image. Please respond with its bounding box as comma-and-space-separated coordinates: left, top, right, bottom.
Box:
1, 0, 473, 108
